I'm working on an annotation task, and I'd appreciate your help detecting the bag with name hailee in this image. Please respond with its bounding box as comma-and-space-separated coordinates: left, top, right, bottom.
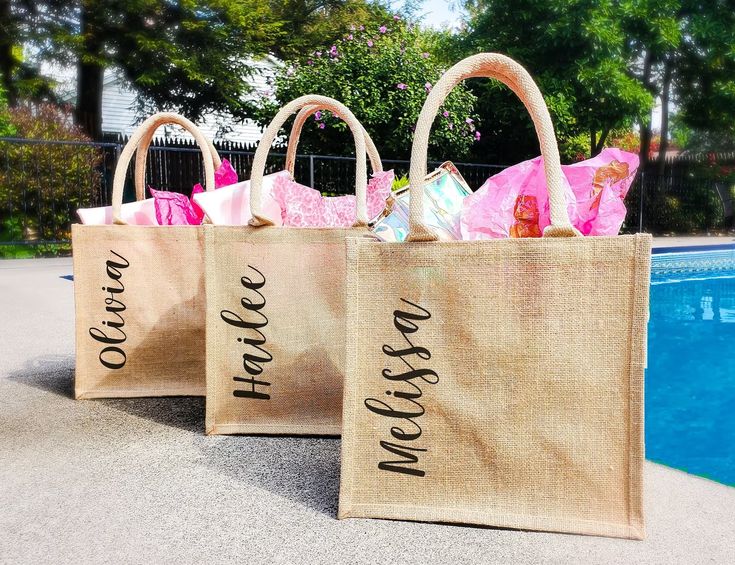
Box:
72, 112, 219, 398
338, 53, 650, 539
204, 95, 380, 435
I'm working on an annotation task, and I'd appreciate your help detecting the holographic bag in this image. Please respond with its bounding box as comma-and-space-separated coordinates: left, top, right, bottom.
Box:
370, 162, 471, 242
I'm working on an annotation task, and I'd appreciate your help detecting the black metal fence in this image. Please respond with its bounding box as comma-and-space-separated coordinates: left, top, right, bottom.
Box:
0, 137, 733, 257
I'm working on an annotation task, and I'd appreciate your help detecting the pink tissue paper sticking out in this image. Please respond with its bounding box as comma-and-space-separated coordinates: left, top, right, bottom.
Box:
191, 171, 286, 226
77, 158, 239, 226
273, 170, 394, 228
460, 148, 638, 239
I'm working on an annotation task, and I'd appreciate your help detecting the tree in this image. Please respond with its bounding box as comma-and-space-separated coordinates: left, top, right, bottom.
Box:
47, 1, 283, 139
4, 1, 399, 140
267, 0, 394, 60
461, 0, 653, 163
670, 1, 735, 153
253, 18, 479, 160
0, 85, 15, 136
461, 1, 735, 168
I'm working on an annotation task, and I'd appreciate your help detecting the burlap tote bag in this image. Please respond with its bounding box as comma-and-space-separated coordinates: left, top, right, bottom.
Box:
72, 112, 219, 399
205, 95, 381, 435
338, 53, 651, 539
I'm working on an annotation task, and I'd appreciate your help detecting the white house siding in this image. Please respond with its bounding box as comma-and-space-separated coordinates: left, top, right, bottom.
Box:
47, 59, 276, 144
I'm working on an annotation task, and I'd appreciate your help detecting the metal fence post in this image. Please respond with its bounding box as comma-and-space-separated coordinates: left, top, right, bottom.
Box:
638, 171, 645, 233
309, 154, 315, 189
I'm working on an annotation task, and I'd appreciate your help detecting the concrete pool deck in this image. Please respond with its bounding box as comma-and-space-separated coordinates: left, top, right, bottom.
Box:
1, 255, 734, 564
652, 235, 735, 250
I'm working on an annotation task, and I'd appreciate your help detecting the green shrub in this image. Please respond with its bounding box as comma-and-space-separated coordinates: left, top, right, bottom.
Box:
0, 104, 102, 246
253, 18, 478, 161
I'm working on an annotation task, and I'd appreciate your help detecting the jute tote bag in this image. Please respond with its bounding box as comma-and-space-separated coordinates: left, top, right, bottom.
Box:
204, 95, 379, 435
338, 53, 651, 539
72, 112, 219, 399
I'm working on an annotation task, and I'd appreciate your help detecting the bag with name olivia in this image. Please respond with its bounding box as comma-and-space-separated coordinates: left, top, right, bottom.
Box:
204, 95, 385, 435
338, 53, 651, 539
72, 112, 219, 398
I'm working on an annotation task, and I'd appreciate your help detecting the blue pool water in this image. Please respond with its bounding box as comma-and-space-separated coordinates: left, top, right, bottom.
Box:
648, 247, 735, 485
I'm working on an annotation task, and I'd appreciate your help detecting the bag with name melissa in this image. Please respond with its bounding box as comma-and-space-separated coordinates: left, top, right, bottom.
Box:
338, 53, 651, 539
204, 95, 381, 435
72, 112, 219, 398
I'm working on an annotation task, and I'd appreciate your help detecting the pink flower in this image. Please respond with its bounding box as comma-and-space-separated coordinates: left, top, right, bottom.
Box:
448, 123, 454, 130
422, 52, 430, 58
393, 14, 401, 20
367, 39, 374, 47
359, 25, 365, 31
396, 83, 407, 90
379, 26, 388, 33
307, 59, 313, 65
329, 45, 338, 57
424, 82, 432, 92
465, 118, 474, 124
474, 131, 481, 141
442, 110, 449, 118
347, 33, 353, 40
314, 111, 323, 121
318, 122, 326, 129
315, 51, 322, 57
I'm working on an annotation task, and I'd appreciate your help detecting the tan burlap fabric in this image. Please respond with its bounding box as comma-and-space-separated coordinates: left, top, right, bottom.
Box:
338, 53, 651, 539
72, 113, 217, 398
204, 95, 377, 435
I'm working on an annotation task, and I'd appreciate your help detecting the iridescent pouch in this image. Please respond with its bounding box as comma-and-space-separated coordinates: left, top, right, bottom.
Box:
370, 161, 471, 241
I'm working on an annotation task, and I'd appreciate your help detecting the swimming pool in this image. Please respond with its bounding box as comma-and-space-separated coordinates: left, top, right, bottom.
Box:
648, 246, 735, 486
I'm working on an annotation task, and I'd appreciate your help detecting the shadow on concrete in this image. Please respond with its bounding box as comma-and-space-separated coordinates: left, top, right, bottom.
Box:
199, 434, 342, 517
100, 396, 205, 434
6, 354, 75, 398
7, 354, 205, 433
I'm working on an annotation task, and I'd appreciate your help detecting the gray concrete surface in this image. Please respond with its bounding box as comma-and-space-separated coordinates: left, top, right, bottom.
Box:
652, 235, 735, 249
1, 257, 734, 565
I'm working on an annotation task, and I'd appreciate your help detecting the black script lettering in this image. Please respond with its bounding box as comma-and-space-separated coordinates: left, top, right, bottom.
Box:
99, 346, 126, 370
377, 441, 427, 477
233, 376, 271, 400
223, 265, 272, 400
365, 299, 436, 477
89, 251, 129, 369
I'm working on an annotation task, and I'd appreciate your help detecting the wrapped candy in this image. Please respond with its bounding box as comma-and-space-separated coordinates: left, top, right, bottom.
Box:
371, 162, 471, 242
461, 148, 638, 239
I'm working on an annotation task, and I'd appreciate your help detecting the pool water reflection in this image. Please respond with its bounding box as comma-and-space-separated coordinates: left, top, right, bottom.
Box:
647, 249, 735, 485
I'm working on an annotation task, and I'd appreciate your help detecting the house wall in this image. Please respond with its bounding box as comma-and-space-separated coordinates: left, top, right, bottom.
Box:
44, 59, 275, 144
100, 62, 273, 144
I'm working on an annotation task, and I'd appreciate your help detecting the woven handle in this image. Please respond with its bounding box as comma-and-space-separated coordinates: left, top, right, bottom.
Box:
132, 115, 222, 201
111, 112, 216, 224
285, 105, 382, 175
249, 95, 368, 227
408, 53, 579, 241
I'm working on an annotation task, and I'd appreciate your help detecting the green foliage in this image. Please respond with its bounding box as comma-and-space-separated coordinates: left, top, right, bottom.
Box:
60, 1, 282, 123
672, 1, 735, 149
461, 0, 654, 163
268, 0, 395, 60
0, 104, 102, 243
0, 87, 15, 137
391, 174, 409, 191
254, 18, 479, 160
5, 1, 400, 135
